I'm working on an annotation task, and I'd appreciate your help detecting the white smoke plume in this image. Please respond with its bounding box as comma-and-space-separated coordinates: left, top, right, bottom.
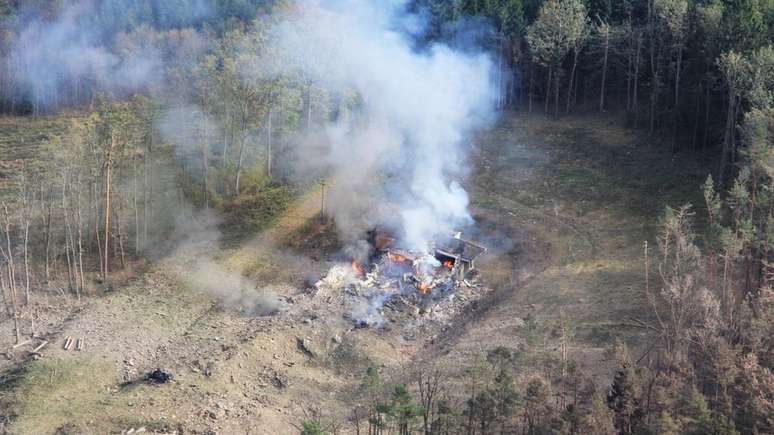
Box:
165, 207, 288, 316
257, 0, 497, 254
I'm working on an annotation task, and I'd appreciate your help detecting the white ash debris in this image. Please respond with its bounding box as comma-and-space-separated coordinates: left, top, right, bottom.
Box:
314, 264, 358, 290
312, 253, 487, 329
350, 290, 391, 328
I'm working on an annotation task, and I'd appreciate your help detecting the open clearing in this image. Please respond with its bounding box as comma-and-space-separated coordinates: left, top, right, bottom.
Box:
0, 112, 707, 434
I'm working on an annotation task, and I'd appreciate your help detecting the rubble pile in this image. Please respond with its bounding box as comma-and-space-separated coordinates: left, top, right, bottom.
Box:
313, 232, 488, 329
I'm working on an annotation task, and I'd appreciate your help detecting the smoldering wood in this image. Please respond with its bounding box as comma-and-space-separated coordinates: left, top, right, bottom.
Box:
334, 229, 489, 328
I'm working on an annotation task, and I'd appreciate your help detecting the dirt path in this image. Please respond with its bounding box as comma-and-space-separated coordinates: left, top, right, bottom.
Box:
268, 185, 324, 242
219, 185, 327, 284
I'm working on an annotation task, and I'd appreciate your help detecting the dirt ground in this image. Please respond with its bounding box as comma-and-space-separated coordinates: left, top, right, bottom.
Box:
0, 112, 708, 434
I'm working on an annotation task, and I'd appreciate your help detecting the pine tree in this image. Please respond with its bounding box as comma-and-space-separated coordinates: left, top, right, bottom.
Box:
300, 420, 327, 435
387, 384, 423, 435
607, 364, 642, 435
656, 410, 680, 435
680, 386, 712, 435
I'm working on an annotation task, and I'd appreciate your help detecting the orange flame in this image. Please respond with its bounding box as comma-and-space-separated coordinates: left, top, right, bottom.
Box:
351, 260, 366, 275
442, 260, 454, 269
388, 252, 407, 263
418, 282, 430, 294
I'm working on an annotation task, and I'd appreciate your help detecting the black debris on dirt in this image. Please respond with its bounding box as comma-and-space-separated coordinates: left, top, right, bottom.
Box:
146, 368, 173, 384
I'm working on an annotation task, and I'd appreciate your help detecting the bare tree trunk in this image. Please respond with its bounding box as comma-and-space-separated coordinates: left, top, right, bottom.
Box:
416, 368, 441, 435
649, 73, 659, 136
702, 77, 711, 150
0, 264, 11, 317
3, 202, 21, 343
104, 133, 114, 283
528, 61, 534, 113
42, 189, 52, 287
1, 270, 20, 344
600, 25, 609, 112
3, 204, 17, 297
545, 65, 552, 114
509, 64, 516, 108
674, 44, 683, 112
62, 177, 75, 293
66, 206, 79, 298
94, 179, 103, 276
648, 0, 659, 137
554, 67, 561, 117
718, 90, 735, 186
222, 106, 230, 167
691, 86, 701, 150
201, 113, 209, 209
76, 175, 85, 299
626, 28, 633, 112
633, 33, 642, 129
266, 109, 273, 177
133, 160, 140, 256
234, 103, 247, 195
566, 51, 579, 114
671, 43, 684, 152
144, 130, 151, 247
320, 181, 326, 223
730, 97, 739, 167
17, 173, 31, 304
574, 67, 581, 108
116, 200, 125, 269
497, 36, 504, 111
22, 217, 29, 304
306, 81, 313, 132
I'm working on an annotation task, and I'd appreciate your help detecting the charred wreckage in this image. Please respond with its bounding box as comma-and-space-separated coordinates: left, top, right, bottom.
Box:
314, 229, 488, 329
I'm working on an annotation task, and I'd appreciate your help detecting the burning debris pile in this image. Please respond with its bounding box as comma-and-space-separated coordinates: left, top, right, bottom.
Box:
314, 231, 487, 328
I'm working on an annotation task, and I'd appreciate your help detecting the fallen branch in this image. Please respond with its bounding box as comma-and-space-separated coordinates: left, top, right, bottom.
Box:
31, 340, 48, 353
12, 339, 32, 349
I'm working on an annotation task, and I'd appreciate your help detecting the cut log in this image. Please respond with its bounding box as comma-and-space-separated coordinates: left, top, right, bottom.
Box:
31, 340, 48, 353
63, 336, 73, 350
76, 338, 83, 351
12, 339, 32, 349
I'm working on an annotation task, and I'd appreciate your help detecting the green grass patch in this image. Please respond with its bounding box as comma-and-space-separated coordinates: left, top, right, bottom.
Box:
7, 356, 119, 434
221, 182, 297, 236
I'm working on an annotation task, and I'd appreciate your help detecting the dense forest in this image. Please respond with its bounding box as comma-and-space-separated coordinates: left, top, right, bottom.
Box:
0, 0, 772, 434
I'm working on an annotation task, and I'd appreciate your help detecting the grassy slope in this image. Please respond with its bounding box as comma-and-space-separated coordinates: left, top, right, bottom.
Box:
0, 112, 710, 433
0, 113, 83, 194
437, 113, 707, 380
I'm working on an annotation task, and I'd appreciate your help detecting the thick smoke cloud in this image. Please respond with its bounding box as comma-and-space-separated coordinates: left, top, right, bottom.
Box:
5, 0, 212, 106
260, 0, 497, 253
8, 0, 496, 256
166, 207, 287, 316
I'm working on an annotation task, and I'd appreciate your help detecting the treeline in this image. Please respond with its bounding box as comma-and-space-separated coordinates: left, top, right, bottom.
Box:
2, 0, 773, 180
0, 0, 280, 114
418, 0, 773, 181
